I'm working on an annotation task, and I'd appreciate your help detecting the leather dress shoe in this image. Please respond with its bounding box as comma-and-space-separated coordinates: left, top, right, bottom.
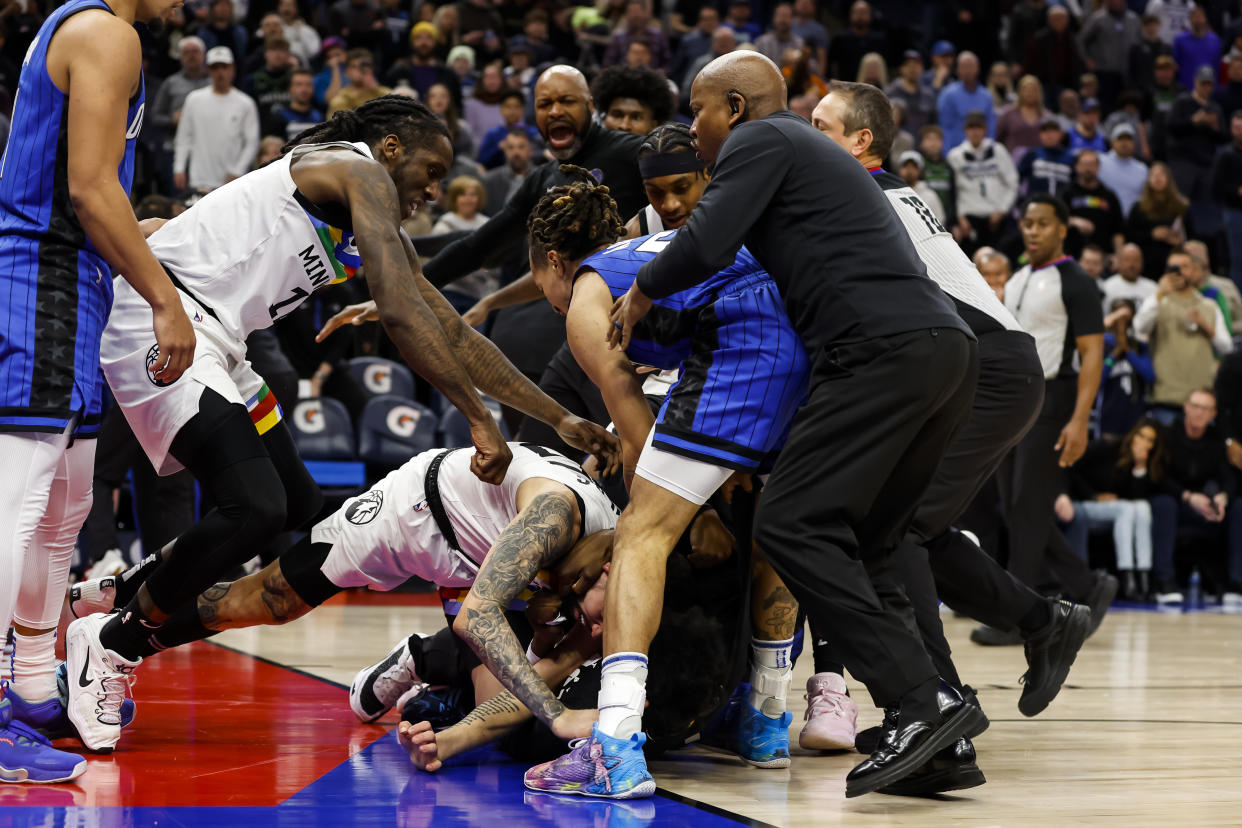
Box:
844, 683, 986, 798
856, 685, 988, 755
877, 736, 985, 797
1018, 600, 1091, 717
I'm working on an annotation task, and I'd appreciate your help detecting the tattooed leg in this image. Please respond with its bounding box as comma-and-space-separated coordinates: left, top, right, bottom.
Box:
748, 547, 799, 717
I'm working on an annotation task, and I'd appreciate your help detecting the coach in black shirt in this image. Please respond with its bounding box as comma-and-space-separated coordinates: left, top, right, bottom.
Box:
612, 53, 983, 797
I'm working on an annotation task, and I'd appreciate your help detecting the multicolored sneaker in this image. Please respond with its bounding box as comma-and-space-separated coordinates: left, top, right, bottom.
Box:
0, 697, 87, 784
799, 672, 858, 751
735, 700, 792, 768
523, 724, 656, 799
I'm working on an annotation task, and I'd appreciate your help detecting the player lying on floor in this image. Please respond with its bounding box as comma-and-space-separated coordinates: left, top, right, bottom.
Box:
69, 442, 623, 745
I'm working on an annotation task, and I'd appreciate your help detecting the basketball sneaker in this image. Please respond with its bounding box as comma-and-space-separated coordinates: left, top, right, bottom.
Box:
65, 613, 139, 753
84, 549, 127, 581
399, 684, 469, 730
350, 638, 420, 723
523, 724, 656, 799
799, 672, 858, 751
43, 662, 135, 740
735, 700, 792, 768
0, 697, 86, 784
68, 576, 117, 619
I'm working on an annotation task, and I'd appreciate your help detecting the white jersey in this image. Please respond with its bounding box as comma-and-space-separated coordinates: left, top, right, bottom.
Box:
636, 204, 666, 235
872, 170, 1022, 333
122, 140, 368, 342
314, 443, 621, 593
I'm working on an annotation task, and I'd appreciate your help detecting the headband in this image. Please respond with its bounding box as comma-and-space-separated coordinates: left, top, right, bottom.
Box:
638, 152, 708, 179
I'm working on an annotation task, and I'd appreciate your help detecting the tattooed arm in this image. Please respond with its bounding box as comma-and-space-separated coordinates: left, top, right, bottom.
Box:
453, 479, 585, 733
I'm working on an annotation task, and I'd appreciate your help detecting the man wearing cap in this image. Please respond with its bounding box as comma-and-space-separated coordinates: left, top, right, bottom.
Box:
1018, 116, 1076, 198
1099, 122, 1148, 216
948, 109, 1019, 253
1172, 6, 1221, 90
328, 48, 392, 117
1069, 97, 1107, 152
887, 50, 937, 134
1170, 64, 1225, 233
386, 23, 459, 105
754, 3, 803, 66
173, 46, 259, 193
924, 40, 957, 92
938, 51, 994, 149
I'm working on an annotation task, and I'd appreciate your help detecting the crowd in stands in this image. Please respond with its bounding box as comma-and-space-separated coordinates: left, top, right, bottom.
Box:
5, 0, 1240, 608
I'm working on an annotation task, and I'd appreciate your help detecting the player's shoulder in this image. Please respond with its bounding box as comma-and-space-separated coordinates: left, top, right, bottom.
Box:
872, 169, 910, 192
53, 6, 138, 48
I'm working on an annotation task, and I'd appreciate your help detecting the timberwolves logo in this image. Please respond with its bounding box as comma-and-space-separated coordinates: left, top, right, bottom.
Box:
145, 344, 174, 387
345, 489, 384, 525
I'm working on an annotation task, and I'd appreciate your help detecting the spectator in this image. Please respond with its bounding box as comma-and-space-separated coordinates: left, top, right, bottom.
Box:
463, 63, 507, 140
266, 68, 323, 142
754, 3, 803, 66
1148, 54, 1186, 159
1216, 50, 1242, 120
1099, 123, 1148, 217
482, 128, 533, 212
1150, 389, 1238, 603
313, 37, 348, 110
791, 0, 828, 73
1102, 243, 1157, 311
386, 22, 460, 104
1183, 243, 1236, 334
828, 0, 888, 82
1169, 65, 1226, 232
919, 124, 960, 229
1146, 0, 1195, 45
518, 10, 557, 66
888, 100, 916, 160
1008, 0, 1049, 65
896, 150, 948, 225
1130, 13, 1172, 89
1024, 5, 1087, 103
476, 89, 540, 169
1018, 116, 1076, 197
1056, 88, 1081, 133
924, 40, 957, 94
1172, 6, 1222, 90
789, 91, 819, 121
948, 109, 1019, 252
886, 50, 938, 135
149, 36, 210, 189
173, 47, 259, 193
1102, 90, 1152, 163
1097, 302, 1156, 439
1135, 250, 1231, 410
429, 4, 459, 56
1186, 239, 1242, 327
721, 0, 762, 43
1128, 162, 1190, 278
1079, 244, 1108, 282
1068, 98, 1107, 153
1213, 111, 1242, 290
670, 5, 718, 88
975, 246, 1011, 300
456, 0, 503, 61
276, 0, 320, 66
986, 61, 1016, 110
938, 51, 995, 150
604, 0, 669, 70
1067, 149, 1126, 257
431, 176, 499, 313
448, 44, 477, 99
508, 37, 541, 90
426, 82, 477, 172
1078, 71, 1101, 107
327, 48, 391, 116
783, 46, 828, 100
255, 135, 283, 167
1079, 0, 1142, 107
681, 27, 737, 111
856, 51, 887, 88
242, 14, 287, 78
243, 35, 294, 114
199, 0, 248, 58
324, 0, 383, 53
997, 74, 1053, 158
590, 64, 673, 137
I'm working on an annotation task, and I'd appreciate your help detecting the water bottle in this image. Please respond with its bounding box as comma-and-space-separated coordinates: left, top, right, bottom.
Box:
1186, 568, 1203, 611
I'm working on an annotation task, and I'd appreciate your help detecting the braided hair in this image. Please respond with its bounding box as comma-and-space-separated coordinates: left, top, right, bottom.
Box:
284, 94, 450, 154
637, 122, 696, 162
527, 165, 626, 262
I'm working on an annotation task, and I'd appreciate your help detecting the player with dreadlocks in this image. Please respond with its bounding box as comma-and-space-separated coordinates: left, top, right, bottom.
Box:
65, 95, 620, 752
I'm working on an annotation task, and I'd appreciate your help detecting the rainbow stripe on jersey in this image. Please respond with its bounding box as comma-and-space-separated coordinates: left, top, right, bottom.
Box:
306, 212, 363, 286
247, 383, 283, 435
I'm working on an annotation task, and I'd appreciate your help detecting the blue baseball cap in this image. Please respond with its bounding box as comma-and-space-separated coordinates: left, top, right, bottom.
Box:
932, 40, 955, 56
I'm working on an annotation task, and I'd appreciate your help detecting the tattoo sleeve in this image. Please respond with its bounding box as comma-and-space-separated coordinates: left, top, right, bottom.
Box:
455, 491, 579, 727
197, 582, 232, 631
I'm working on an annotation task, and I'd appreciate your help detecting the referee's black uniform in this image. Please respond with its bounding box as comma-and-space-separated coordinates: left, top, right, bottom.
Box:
637, 111, 978, 719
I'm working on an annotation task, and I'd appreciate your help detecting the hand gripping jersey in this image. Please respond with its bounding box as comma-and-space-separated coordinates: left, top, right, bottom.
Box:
0, 0, 145, 437
312, 442, 621, 593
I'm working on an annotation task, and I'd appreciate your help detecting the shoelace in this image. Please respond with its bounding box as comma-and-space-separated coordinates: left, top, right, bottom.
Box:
804, 689, 849, 721
96, 663, 137, 726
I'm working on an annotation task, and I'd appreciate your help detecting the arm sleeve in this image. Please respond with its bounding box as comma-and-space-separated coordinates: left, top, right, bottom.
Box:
635, 122, 792, 299
1212, 302, 1233, 354
423, 173, 541, 287
1064, 270, 1107, 338
1124, 345, 1156, 383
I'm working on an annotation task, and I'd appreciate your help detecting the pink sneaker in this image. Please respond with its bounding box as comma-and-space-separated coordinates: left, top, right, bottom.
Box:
798, 672, 857, 751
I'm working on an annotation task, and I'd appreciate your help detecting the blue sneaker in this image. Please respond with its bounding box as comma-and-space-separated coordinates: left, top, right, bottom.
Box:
0, 698, 87, 783
399, 684, 469, 730
46, 663, 135, 740
734, 700, 792, 768
523, 724, 656, 799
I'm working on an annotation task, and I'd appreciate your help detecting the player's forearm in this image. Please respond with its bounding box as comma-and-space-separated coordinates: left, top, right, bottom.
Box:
71, 181, 180, 311
1072, 339, 1104, 424
456, 603, 566, 726
475, 273, 541, 314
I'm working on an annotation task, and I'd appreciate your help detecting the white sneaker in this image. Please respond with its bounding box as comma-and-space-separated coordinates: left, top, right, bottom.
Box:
65, 614, 140, 753
84, 549, 126, 581
1155, 591, 1184, 606
1222, 592, 1242, 610
68, 576, 118, 619
349, 637, 420, 723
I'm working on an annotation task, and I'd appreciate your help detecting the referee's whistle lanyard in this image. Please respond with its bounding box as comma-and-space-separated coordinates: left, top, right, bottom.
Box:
1013, 255, 1074, 316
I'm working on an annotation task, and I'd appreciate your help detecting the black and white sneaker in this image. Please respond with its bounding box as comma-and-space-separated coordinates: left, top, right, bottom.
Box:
349, 638, 420, 723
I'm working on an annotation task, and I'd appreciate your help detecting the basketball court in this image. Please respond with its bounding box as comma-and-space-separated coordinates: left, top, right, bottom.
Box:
4, 591, 1240, 827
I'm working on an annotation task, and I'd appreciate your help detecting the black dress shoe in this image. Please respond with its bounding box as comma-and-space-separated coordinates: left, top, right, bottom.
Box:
856, 685, 988, 755
969, 624, 1023, 646
877, 736, 986, 797
844, 683, 986, 798
1018, 600, 1091, 717
1084, 571, 1118, 637
1121, 570, 1138, 601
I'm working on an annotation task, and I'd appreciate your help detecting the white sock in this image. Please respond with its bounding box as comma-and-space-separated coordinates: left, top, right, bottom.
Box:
748, 637, 794, 718
597, 652, 648, 739
12, 630, 57, 702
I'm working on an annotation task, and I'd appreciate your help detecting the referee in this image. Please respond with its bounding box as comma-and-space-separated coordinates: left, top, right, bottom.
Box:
611, 52, 983, 798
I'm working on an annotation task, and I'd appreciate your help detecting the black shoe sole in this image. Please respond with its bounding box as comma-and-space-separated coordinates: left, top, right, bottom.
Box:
1018, 604, 1091, 717
1085, 575, 1118, 638
878, 763, 986, 797
844, 703, 987, 798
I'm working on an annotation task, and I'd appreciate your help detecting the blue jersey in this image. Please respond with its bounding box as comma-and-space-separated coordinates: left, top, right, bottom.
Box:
0, 0, 145, 437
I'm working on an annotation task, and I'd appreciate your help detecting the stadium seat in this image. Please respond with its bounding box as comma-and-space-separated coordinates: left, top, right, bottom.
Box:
356, 395, 438, 469
290, 397, 365, 488
346, 356, 416, 401
438, 397, 510, 448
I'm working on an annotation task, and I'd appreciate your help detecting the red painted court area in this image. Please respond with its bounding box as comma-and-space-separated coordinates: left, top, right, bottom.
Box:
8, 641, 388, 809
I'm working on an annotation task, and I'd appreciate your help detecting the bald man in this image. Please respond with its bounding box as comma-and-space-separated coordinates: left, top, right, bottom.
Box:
561, 52, 984, 800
